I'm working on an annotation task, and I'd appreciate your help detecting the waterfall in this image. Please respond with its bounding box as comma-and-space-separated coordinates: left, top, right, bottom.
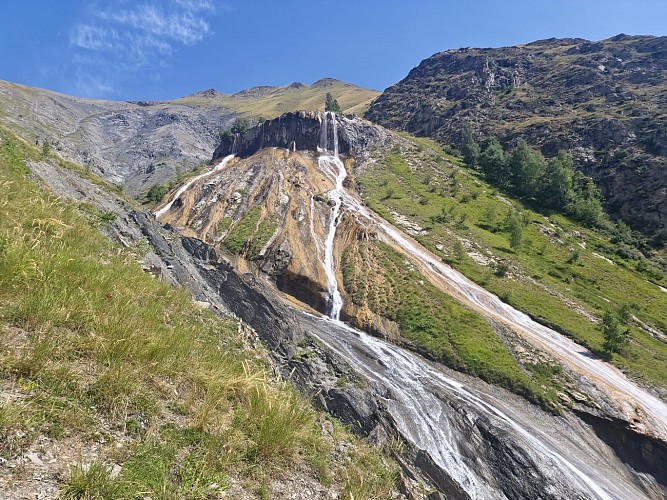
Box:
332, 112, 339, 157
319, 111, 329, 152
303, 313, 637, 500
154, 155, 234, 219
330, 169, 667, 441
317, 112, 346, 320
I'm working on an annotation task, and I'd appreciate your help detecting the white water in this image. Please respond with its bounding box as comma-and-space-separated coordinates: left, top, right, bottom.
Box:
154, 155, 234, 219
329, 181, 667, 440
376, 220, 667, 437
305, 118, 667, 493
303, 313, 645, 500
317, 112, 345, 319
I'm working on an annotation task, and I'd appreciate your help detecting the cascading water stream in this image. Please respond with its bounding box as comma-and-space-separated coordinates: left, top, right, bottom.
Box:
331, 183, 667, 439
154, 154, 234, 219
317, 112, 346, 320
302, 313, 646, 500
304, 116, 665, 496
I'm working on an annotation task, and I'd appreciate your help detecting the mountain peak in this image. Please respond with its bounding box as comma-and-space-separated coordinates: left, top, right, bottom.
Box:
187, 88, 220, 99
286, 82, 305, 90
312, 78, 344, 88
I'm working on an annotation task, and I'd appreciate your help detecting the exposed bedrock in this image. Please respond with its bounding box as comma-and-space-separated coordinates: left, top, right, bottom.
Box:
212, 111, 394, 161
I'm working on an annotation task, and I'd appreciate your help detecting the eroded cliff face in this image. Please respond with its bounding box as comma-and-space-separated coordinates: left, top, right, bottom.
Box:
157, 146, 379, 326
160, 112, 396, 325
212, 111, 394, 162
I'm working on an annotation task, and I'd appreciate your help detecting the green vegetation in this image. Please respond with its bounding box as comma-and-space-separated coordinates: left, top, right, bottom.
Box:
219, 117, 252, 142
356, 136, 667, 391
325, 92, 342, 113
507, 211, 524, 252
467, 133, 607, 228
61, 460, 121, 499
342, 241, 552, 405
0, 128, 396, 498
146, 183, 169, 203
460, 123, 480, 167
221, 206, 278, 259
601, 310, 629, 355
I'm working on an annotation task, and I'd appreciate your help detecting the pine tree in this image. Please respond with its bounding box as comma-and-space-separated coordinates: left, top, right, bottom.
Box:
568, 173, 605, 226
460, 124, 480, 167
325, 93, 341, 113
540, 150, 574, 210
507, 212, 523, 252
479, 137, 508, 186
508, 139, 545, 198
601, 310, 629, 354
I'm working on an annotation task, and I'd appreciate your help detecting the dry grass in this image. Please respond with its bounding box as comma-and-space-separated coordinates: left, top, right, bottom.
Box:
0, 127, 397, 498
174, 80, 379, 118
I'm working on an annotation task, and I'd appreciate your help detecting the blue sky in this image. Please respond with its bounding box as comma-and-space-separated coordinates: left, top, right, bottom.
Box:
1, 0, 666, 101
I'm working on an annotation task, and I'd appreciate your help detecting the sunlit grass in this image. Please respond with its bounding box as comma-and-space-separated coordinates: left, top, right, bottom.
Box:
0, 127, 397, 498
356, 135, 667, 390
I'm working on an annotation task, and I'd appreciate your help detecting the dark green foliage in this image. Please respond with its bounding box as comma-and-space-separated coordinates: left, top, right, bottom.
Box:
507, 212, 523, 252
567, 249, 580, 264
219, 118, 251, 141
475, 137, 605, 227
540, 151, 574, 210
453, 240, 466, 261
325, 93, 341, 113
231, 118, 250, 134
495, 260, 510, 277
479, 137, 507, 186
460, 124, 480, 167
601, 310, 629, 354
146, 183, 169, 203
98, 211, 117, 223
618, 303, 634, 324
508, 139, 545, 198
568, 173, 605, 226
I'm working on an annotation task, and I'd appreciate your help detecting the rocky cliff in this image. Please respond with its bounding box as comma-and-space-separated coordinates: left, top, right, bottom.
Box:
0, 80, 232, 198
212, 111, 394, 161
0, 79, 377, 200
366, 35, 667, 242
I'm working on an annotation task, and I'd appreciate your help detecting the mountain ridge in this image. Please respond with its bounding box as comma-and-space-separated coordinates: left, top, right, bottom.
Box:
366, 34, 667, 243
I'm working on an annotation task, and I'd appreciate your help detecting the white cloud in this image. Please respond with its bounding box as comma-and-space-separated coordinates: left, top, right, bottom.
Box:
69, 0, 218, 97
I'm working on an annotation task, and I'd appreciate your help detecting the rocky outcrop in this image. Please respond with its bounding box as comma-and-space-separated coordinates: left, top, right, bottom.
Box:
366, 35, 667, 242
0, 80, 233, 198
212, 111, 394, 162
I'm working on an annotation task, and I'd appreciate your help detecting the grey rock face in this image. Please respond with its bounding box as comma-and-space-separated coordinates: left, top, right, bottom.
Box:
0, 80, 234, 198
366, 35, 667, 241
212, 111, 394, 162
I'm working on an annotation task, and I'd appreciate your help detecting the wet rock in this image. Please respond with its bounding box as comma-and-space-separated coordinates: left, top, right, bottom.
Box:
212, 111, 393, 162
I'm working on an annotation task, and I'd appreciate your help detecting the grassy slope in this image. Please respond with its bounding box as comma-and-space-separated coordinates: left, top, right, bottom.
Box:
355, 137, 667, 392
341, 241, 554, 405
0, 128, 396, 499
175, 80, 379, 118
